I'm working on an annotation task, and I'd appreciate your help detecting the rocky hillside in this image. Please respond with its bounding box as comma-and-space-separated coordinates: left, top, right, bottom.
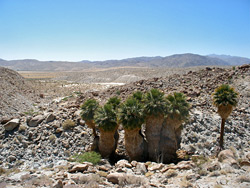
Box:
0, 65, 249, 187
0, 67, 40, 119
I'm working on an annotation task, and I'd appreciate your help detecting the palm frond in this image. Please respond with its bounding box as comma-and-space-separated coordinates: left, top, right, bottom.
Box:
80, 99, 99, 121
119, 98, 145, 130
144, 89, 168, 117
94, 104, 118, 131
213, 84, 238, 107
166, 92, 190, 121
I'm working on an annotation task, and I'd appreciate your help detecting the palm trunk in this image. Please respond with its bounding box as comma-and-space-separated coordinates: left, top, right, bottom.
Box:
86, 120, 97, 137
159, 117, 182, 163
219, 118, 226, 149
124, 128, 144, 161
98, 127, 117, 158
145, 115, 164, 162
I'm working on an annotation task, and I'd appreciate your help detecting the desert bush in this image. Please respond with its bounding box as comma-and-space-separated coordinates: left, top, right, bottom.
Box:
49, 134, 56, 142
62, 119, 75, 130
69, 151, 101, 165
18, 124, 27, 132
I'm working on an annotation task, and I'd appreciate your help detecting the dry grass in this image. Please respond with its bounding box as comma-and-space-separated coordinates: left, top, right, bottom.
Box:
62, 119, 75, 130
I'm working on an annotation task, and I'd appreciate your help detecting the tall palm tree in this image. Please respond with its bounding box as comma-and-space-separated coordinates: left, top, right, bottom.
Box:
94, 104, 119, 158
80, 99, 99, 137
119, 97, 145, 161
213, 84, 238, 149
160, 92, 190, 163
144, 88, 168, 162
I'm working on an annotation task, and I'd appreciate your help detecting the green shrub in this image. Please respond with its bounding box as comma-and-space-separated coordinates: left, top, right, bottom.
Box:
69, 151, 101, 165
62, 119, 75, 130
116, 90, 121, 95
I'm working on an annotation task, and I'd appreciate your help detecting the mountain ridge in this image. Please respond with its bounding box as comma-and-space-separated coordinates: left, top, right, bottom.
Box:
0, 53, 249, 71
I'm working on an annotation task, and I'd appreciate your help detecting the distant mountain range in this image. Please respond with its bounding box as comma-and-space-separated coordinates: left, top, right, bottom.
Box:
0, 53, 249, 71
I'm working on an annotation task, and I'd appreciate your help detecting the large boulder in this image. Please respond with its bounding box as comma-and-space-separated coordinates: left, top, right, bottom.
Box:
4, 119, 20, 131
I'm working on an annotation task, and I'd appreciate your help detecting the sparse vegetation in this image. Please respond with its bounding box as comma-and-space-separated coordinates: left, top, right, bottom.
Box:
62, 119, 75, 130
69, 151, 101, 165
49, 134, 56, 142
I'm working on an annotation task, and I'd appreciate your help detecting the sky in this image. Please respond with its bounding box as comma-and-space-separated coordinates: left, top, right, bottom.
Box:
0, 0, 249, 61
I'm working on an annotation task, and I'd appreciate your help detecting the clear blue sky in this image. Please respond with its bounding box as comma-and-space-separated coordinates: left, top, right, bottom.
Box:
0, 0, 249, 61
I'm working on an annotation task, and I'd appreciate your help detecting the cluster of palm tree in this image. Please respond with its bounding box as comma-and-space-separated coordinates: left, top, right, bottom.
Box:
80, 84, 238, 162
81, 89, 190, 163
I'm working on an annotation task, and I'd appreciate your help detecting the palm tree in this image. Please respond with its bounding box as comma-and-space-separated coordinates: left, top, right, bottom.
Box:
212, 84, 238, 149
160, 92, 190, 163
80, 99, 99, 137
119, 97, 145, 161
94, 104, 119, 158
144, 88, 168, 161
107, 96, 121, 110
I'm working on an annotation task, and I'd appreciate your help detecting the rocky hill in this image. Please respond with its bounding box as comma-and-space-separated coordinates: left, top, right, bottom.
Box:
0, 67, 40, 119
0, 65, 249, 187
1, 53, 249, 71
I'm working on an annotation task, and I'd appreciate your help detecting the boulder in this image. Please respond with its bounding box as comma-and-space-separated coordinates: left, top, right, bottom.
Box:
4, 119, 20, 131
28, 115, 44, 127
46, 113, 56, 123
107, 173, 124, 184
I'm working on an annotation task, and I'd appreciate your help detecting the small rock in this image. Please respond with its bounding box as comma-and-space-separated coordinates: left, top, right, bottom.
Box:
98, 165, 110, 171
148, 163, 164, 171
116, 159, 132, 168
53, 180, 63, 188
4, 119, 20, 131
68, 164, 89, 173
8, 155, 16, 162
107, 173, 124, 184
207, 162, 221, 172
97, 171, 108, 177
134, 162, 147, 175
